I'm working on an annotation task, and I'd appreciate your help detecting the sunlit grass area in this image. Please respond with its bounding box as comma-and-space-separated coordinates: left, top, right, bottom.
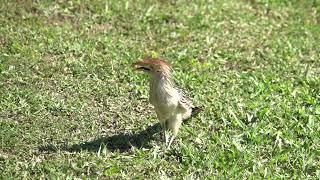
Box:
0, 0, 319, 178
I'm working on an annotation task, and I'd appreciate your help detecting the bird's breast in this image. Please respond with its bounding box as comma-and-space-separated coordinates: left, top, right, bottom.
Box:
149, 82, 179, 113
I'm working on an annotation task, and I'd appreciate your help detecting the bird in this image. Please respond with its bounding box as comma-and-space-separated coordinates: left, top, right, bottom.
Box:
132, 57, 200, 149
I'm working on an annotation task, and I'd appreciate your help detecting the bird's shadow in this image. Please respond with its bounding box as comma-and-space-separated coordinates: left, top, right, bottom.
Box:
39, 123, 161, 153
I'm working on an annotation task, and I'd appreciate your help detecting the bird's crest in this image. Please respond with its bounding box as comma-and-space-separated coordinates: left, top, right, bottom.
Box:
143, 57, 171, 68
132, 57, 172, 74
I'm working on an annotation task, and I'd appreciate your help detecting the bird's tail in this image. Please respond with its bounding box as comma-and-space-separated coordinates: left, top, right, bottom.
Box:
191, 106, 202, 117
183, 106, 202, 124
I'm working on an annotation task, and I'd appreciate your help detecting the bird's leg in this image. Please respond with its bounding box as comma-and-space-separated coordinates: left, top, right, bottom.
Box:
166, 114, 182, 149
164, 121, 170, 146
165, 132, 169, 145
167, 135, 176, 149
165, 131, 169, 146
160, 121, 168, 145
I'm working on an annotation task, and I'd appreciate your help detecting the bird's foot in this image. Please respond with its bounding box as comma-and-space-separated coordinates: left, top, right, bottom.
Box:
166, 136, 175, 149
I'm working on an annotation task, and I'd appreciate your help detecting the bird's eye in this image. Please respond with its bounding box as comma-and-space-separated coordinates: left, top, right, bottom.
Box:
138, 67, 151, 71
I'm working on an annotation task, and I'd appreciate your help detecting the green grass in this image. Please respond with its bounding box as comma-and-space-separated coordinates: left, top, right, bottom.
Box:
1, 0, 320, 178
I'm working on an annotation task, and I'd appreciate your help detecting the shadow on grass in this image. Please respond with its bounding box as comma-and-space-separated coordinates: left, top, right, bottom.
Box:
38, 123, 161, 153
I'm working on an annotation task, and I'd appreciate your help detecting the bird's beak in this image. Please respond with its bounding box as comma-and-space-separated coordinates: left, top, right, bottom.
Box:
132, 62, 151, 72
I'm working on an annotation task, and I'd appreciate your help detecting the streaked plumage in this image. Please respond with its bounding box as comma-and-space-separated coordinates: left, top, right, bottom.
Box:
132, 57, 199, 148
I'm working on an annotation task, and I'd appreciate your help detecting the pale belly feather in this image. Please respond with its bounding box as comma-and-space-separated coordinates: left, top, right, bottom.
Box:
149, 87, 180, 121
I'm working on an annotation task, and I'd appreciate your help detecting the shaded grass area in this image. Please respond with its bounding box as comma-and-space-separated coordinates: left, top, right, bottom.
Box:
0, 0, 320, 178
39, 123, 161, 153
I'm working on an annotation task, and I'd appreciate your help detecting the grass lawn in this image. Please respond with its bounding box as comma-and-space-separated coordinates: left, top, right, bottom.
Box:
1, 0, 320, 178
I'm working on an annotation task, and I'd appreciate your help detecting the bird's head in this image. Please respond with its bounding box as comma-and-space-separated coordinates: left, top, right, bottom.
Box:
132, 58, 171, 75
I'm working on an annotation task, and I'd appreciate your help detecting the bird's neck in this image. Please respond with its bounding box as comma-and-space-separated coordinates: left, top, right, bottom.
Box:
149, 71, 179, 105
149, 72, 176, 98
151, 72, 173, 87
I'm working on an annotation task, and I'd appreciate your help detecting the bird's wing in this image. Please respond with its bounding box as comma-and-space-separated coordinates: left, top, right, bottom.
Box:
178, 88, 202, 122
177, 87, 194, 110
